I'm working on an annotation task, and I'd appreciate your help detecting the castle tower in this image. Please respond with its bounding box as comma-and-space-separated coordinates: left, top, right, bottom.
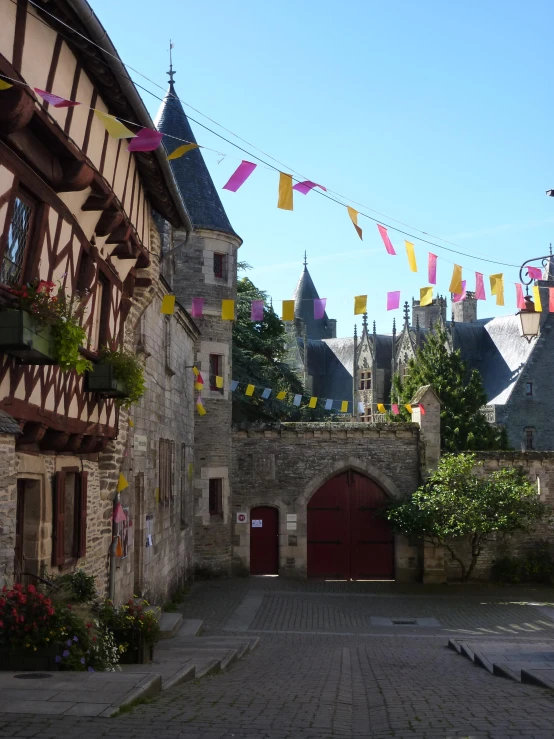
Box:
155, 67, 242, 576
292, 254, 336, 340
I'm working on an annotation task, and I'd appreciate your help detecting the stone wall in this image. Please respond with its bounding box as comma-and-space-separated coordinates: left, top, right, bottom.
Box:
230, 422, 423, 580
0, 434, 17, 588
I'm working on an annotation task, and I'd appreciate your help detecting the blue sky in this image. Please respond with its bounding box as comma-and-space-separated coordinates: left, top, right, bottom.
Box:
92, 0, 554, 336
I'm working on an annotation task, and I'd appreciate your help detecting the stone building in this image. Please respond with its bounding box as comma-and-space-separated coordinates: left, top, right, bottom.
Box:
0, 0, 198, 603
154, 68, 242, 578
286, 257, 554, 449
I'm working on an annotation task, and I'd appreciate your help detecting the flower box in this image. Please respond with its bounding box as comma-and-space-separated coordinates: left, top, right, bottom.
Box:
0, 310, 56, 364
0, 644, 60, 671
87, 363, 127, 398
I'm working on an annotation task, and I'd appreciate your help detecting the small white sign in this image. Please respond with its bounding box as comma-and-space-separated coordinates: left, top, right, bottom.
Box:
252, 519, 263, 528
236, 512, 248, 524
286, 522, 297, 531
286, 514, 297, 522
134, 435, 147, 452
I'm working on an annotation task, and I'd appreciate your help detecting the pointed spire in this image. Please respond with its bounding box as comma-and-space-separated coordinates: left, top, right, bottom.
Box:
168, 40, 176, 94
303, 251, 308, 270
372, 320, 376, 338
392, 317, 396, 334
354, 323, 358, 339
362, 312, 368, 332
403, 301, 410, 327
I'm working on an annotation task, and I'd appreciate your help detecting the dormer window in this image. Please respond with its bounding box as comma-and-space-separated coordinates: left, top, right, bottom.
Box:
214, 253, 226, 279
525, 382, 533, 396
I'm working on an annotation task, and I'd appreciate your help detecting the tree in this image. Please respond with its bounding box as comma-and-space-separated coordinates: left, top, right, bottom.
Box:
232, 275, 333, 423
392, 325, 508, 451
384, 453, 548, 580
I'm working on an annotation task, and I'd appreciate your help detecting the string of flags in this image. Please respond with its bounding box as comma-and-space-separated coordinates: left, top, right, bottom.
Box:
190, 366, 425, 418
0, 72, 527, 294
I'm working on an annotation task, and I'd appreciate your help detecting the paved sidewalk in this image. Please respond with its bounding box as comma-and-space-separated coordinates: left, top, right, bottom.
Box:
1, 578, 554, 738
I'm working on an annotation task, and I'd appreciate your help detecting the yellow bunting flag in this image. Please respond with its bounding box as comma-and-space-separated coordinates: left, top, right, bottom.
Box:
128, 418, 134, 427
420, 287, 433, 307
449, 264, 463, 295
276, 390, 287, 400
489, 274, 504, 306
192, 366, 200, 377
405, 404, 413, 414
117, 473, 129, 492
196, 401, 206, 416
532, 285, 543, 311
354, 295, 367, 315
278, 173, 294, 210
308, 397, 317, 409
188, 462, 194, 480
282, 300, 295, 321
94, 110, 136, 139
377, 403, 386, 414
0, 80, 13, 90
194, 381, 203, 390
161, 294, 176, 315
221, 299, 235, 320
215, 375, 224, 388
167, 143, 198, 160
340, 401, 348, 413
245, 384, 255, 396
347, 207, 363, 240
405, 241, 417, 272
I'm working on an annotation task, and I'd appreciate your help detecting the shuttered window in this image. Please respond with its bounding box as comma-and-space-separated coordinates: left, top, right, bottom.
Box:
159, 439, 175, 502
52, 470, 88, 566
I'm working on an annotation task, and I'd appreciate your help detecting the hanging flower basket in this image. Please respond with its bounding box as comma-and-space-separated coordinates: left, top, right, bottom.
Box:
0, 310, 56, 363
87, 363, 128, 398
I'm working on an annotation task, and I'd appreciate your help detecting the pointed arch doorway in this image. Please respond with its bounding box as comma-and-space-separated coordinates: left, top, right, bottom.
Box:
307, 470, 394, 580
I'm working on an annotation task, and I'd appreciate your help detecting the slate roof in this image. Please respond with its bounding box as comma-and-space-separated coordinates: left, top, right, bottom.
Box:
300, 339, 353, 405
154, 81, 239, 238
293, 267, 333, 340
0, 410, 21, 435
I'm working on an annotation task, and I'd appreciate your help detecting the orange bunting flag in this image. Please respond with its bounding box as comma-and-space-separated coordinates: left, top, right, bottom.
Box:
449, 265, 463, 295
347, 207, 363, 240
489, 274, 504, 306
94, 110, 136, 139
167, 143, 198, 160
282, 300, 295, 321
278, 173, 294, 210
420, 287, 433, 307
405, 241, 417, 272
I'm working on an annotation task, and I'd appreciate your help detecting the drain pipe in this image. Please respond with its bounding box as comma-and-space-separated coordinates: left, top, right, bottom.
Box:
108, 535, 118, 601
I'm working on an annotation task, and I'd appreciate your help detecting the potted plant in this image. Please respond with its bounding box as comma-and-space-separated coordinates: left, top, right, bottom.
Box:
87, 347, 145, 408
94, 598, 160, 664
0, 279, 92, 373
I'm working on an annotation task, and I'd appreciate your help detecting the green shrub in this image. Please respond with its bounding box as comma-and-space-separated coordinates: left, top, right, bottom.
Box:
52, 569, 97, 603
99, 347, 145, 408
493, 542, 554, 584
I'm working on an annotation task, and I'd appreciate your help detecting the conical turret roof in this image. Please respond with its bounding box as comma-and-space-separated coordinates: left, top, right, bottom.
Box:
155, 77, 239, 238
293, 259, 332, 340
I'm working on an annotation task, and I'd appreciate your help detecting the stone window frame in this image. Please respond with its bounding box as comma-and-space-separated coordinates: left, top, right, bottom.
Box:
208, 478, 223, 517
525, 382, 533, 396
359, 370, 371, 390
209, 353, 224, 393
159, 439, 175, 503
524, 427, 536, 451
213, 252, 227, 280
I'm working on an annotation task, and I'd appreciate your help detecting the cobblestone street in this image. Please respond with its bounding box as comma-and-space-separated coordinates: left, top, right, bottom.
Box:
2, 579, 554, 739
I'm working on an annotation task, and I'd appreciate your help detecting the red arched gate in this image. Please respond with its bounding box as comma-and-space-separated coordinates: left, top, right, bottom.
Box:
307, 470, 394, 580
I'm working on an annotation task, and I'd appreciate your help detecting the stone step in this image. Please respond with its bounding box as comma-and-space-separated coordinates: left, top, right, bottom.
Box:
158, 612, 183, 639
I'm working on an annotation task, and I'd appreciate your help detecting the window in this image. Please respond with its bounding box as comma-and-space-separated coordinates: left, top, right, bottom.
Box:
209, 354, 223, 392
525, 382, 533, 396
213, 253, 226, 279
361, 406, 372, 423
91, 273, 111, 350
209, 479, 223, 517
359, 370, 371, 390
52, 470, 88, 566
76, 251, 91, 295
180, 444, 190, 527
159, 439, 174, 502
1, 194, 34, 284
525, 428, 535, 451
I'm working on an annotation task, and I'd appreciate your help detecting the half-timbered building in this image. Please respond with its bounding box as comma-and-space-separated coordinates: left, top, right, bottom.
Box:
0, 0, 196, 598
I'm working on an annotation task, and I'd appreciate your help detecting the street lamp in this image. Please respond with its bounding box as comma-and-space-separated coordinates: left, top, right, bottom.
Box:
518, 256, 549, 341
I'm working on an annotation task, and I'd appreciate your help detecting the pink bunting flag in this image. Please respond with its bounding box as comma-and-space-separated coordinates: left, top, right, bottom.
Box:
128, 128, 164, 152
387, 291, 400, 310
223, 160, 257, 192
34, 87, 79, 108
428, 253, 437, 285
292, 180, 327, 195
391, 404, 399, 416
314, 298, 327, 319
475, 272, 486, 300
550, 288, 554, 313
377, 224, 396, 255
251, 299, 264, 321
452, 281, 467, 303
191, 298, 204, 318
113, 502, 127, 523
527, 266, 543, 280
515, 283, 526, 309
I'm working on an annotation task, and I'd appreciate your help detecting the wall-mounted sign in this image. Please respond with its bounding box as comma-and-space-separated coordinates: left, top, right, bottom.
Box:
286, 522, 297, 531
252, 519, 263, 528
134, 435, 147, 452
286, 514, 297, 522
236, 512, 248, 523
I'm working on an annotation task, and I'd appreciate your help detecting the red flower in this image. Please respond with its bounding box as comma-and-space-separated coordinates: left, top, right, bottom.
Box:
27, 584, 36, 594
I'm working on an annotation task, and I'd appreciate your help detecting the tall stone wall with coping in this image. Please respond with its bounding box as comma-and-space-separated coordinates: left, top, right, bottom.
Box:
0, 433, 18, 588
230, 422, 423, 581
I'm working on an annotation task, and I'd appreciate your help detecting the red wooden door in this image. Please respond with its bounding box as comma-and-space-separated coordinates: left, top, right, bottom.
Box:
250, 507, 279, 575
307, 471, 394, 580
